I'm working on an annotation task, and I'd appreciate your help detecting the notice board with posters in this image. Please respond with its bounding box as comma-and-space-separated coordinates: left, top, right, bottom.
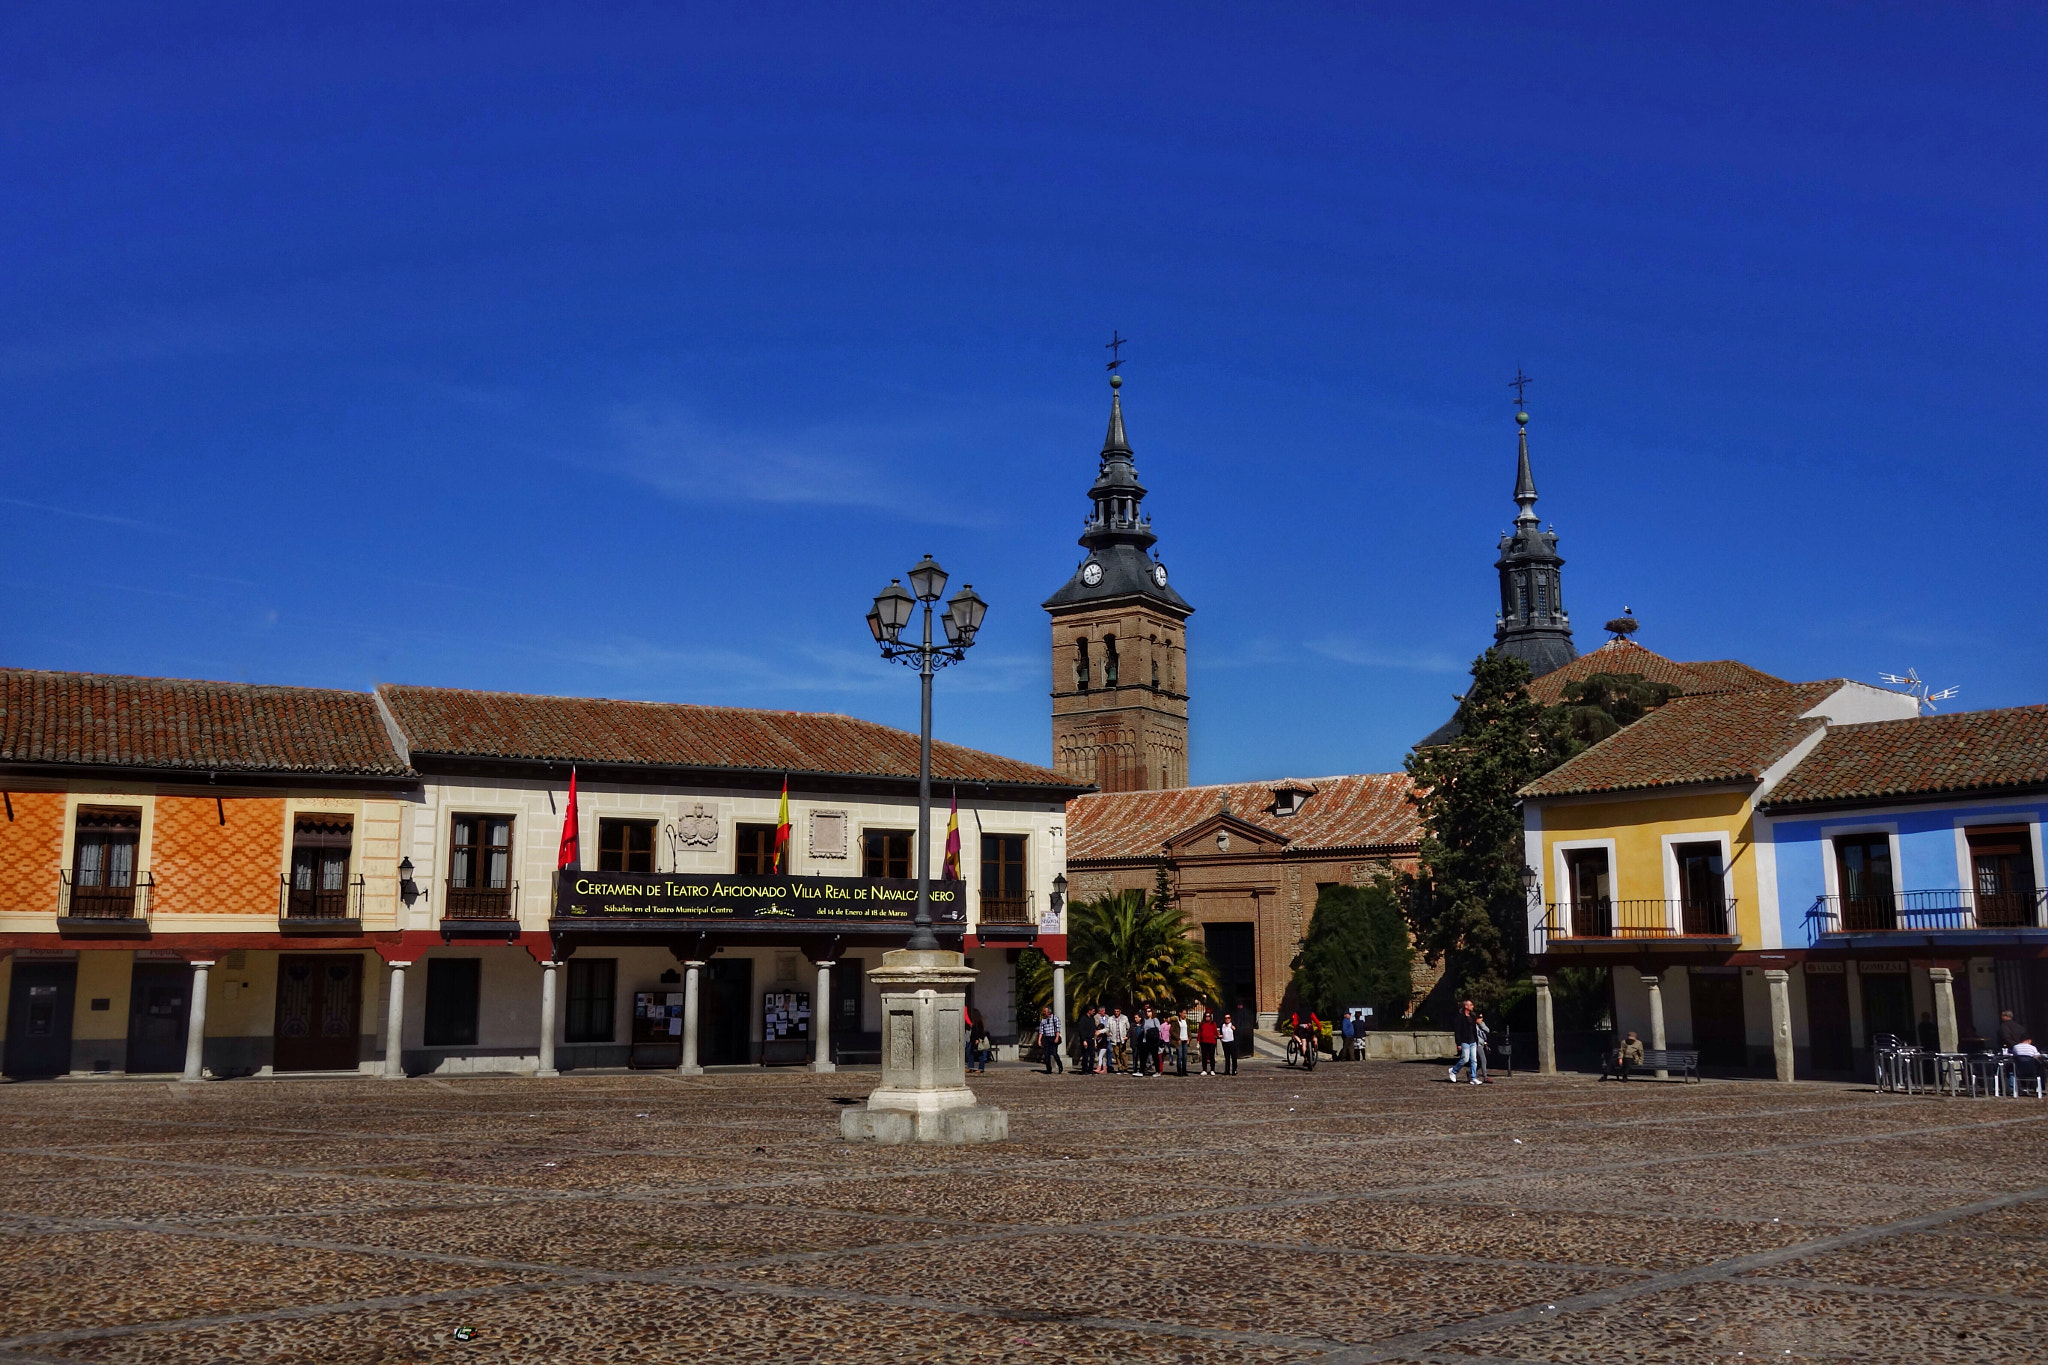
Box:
761, 990, 811, 1067
630, 990, 685, 1068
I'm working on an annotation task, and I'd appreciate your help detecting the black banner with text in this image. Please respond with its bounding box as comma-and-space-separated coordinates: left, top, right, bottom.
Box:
554, 870, 966, 923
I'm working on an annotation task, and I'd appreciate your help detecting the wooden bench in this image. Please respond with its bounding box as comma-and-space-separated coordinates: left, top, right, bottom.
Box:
1601, 1048, 1700, 1082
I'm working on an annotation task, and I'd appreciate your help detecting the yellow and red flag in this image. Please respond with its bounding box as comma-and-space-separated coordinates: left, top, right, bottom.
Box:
773, 775, 791, 873
942, 789, 961, 880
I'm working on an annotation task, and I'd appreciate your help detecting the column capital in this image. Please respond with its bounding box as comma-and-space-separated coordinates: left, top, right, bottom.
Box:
188, 960, 217, 969
1763, 968, 1789, 982
386, 961, 414, 970
1530, 973, 1549, 988
1927, 966, 1953, 982
681, 959, 707, 969
1639, 973, 1663, 988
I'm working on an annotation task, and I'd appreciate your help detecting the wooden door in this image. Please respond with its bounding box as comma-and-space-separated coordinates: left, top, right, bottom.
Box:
126, 963, 192, 1074
702, 958, 753, 1065
1689, 972, 1748, 1070
273, 955, 363, 1072
1807, 974, 1852, 1072
1860, 973, 1913, 1048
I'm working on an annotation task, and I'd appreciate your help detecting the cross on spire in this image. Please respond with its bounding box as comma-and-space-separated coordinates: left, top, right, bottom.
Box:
1509, 365, 1533, 409
1105, 330, 1127, 372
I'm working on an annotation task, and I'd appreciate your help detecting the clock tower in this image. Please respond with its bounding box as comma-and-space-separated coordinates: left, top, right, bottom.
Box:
1044, 374, 1193, 792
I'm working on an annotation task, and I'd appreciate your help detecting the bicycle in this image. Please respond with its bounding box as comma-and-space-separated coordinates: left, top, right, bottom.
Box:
1285, 1035, 1318, 1070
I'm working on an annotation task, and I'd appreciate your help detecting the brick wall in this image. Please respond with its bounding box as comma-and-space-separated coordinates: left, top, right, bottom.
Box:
0, 791, 64, 914
152, 796, 285, 916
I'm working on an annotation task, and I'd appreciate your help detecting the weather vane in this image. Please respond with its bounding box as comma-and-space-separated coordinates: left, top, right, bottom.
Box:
1509, 365, 1533, 409
1105, 330, 1127, 372
1878, 667, 1959, 715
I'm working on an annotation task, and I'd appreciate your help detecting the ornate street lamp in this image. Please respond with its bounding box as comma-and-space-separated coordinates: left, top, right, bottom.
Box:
869, 554, 985, 951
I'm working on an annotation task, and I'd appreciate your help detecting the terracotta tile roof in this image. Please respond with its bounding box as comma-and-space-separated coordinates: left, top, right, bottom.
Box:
0, 668, 409, 776
1762, 705, 2048, 810
1520, 680, 1845, 799
1523, 640, 1786, 707
1068, 773, 1419, 862
379, 684, 1077, 790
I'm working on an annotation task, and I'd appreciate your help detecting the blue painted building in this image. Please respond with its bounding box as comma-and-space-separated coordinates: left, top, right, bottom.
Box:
1757, 705, 2048, 1074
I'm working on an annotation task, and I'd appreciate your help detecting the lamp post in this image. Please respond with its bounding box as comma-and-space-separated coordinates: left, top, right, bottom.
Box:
869, 554, 987, 952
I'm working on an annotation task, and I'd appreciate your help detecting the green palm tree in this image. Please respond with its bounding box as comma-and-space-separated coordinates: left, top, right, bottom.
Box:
1064, 887, 1221, 1010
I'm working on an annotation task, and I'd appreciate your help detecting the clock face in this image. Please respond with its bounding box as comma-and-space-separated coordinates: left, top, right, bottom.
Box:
1081, 562, 1103, 586
1151, 563, 1169, 587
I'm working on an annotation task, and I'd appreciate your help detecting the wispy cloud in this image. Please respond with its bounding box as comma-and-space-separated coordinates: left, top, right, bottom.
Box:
0, 497, 167, 534
588, 403, 983, 525
1304, 636, 1463, 673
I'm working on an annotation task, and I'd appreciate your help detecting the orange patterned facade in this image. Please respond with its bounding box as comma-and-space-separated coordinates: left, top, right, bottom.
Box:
150, 796, 286, 918
0, 791, 64, 916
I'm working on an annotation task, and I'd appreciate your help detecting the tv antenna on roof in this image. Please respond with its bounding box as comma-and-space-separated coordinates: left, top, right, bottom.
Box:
1878, 667, 1959, 714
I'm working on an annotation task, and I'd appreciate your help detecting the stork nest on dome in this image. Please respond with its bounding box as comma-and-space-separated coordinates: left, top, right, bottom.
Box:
1604, 611, 1640, 640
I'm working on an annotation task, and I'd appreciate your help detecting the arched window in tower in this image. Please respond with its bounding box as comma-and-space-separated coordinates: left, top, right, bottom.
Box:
1535, 577, 1548, 616
1102, 635, 1119, 687
1075, 639, 1090, 692
1517, 581, 1529, 620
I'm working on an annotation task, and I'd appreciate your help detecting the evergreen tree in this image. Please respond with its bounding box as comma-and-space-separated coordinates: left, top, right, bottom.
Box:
1541, 672, 1680, 760
1403, 649, 1554, 1008
1288, 876, 1415, 1023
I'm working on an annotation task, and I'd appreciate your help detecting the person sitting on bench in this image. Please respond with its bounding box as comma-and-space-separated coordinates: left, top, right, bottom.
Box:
1603, 1031, 1645, 1081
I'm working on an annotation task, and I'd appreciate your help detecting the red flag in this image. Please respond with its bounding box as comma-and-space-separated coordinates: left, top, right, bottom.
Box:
773, 775, 791, 873
556, 768, 580, 870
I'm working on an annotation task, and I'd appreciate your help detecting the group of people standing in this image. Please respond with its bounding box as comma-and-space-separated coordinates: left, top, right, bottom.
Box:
1032, 1004, 1241, 1076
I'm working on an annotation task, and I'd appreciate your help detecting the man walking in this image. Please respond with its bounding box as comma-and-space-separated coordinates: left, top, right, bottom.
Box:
1037, 1005, 1062, 1074
1173, 1010, 1191, 1076
1108, 1007, 1131, 1074
1449, 999, 1481, 1084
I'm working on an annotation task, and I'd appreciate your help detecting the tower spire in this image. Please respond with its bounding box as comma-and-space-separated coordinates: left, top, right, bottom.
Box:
1513, 409, 1539, 526
1492, 387, 1576, 679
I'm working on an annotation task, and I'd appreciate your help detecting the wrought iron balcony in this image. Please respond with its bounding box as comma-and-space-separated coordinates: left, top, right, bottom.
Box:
279, 873, 364, 925
58, 869, 153, 924
443, 880, 519, 921
977, 891, 1036, 926
1535, 897, 1736, 951
1806, 888, 2047, 940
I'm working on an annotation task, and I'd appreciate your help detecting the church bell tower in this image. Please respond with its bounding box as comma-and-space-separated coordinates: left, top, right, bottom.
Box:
1492, 406, 1577, 677
1044, 373, 1193, 792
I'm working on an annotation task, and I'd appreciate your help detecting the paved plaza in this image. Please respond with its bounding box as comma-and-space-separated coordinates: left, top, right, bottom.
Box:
0, 1062, 2042, 1363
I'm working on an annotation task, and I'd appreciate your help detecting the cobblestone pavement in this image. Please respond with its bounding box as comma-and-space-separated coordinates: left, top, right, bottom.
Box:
0, 1060, 2042, 1363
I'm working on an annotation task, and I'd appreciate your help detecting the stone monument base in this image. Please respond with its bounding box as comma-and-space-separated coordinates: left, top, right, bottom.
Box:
839, 1103, 1009, 1144
837, 947, 1008, 1146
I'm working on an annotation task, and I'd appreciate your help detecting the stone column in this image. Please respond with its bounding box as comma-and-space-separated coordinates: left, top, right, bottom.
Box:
678, 960, 705, 1075
1051, 960, 1069, 1065
813, 959, 836, 1073
536, 961, 560, 1078
181, 961, 213, 1082
1929, 967, 1959, 1054
382, 961, 410, 1080
1642, 972, 1668, 1079
1765, 968, 1794, 1082
841, 949, 1007, 1145
1532, 973, 1556, 1075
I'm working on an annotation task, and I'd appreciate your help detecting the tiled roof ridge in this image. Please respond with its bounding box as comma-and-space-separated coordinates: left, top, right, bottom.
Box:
1, 665, 370, 700
1808, 701, 2048, 733
1760, 701, 2048, 809
378, 681, 832, 723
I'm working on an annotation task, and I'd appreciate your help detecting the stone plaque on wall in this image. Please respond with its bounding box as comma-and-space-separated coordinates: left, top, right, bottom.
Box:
809, 810, 849, 859
673, 804, 718, 849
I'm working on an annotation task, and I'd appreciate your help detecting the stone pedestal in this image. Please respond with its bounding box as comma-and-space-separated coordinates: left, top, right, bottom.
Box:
840, 949, 1008, 1145
1765, 968, 1795, 1082
1929, 967, 1960, 1054
1532, 974, 1556, 1075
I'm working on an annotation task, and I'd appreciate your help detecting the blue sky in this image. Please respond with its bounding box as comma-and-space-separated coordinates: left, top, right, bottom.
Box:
4, 4, 2042, 782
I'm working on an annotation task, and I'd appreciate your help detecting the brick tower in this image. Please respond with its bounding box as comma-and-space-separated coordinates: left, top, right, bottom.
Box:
1043, 374, 1193, 792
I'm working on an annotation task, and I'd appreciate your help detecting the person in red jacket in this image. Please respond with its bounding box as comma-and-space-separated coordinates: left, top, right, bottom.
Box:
1197, 1012, 1220, 1075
